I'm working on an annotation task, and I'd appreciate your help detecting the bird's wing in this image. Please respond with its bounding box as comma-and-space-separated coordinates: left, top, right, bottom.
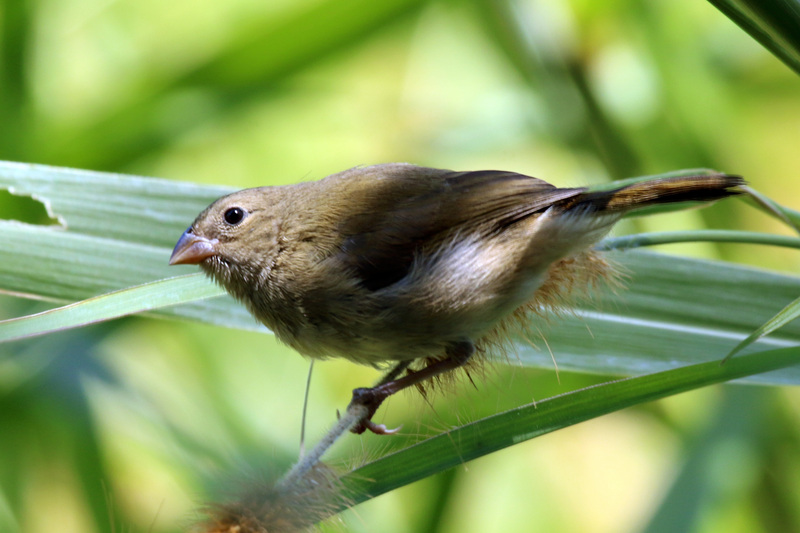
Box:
334, 167, 585, 291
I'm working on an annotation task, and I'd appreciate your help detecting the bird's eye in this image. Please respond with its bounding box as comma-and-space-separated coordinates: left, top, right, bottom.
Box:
223, 207, 247, 225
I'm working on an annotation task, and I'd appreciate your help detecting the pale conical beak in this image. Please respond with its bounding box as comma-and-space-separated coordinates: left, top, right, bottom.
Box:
169, 229, 218, 265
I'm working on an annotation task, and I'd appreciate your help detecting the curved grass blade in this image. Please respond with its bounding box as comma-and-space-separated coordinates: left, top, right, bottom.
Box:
598, 230, 800, 252
337, 346, 800, 510
723, 294, 800, 363
0, 274, 224, 342
741, 185, 800, 234
515, 250, 800, 385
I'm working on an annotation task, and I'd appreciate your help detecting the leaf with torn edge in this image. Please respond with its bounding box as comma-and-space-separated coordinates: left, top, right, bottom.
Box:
1, 161, 798, 385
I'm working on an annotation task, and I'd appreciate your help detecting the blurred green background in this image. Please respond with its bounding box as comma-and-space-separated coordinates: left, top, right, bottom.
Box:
1, 0, 799, 532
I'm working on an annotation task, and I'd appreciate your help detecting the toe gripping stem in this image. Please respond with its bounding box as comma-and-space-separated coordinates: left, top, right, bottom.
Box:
347, 341, 475, 435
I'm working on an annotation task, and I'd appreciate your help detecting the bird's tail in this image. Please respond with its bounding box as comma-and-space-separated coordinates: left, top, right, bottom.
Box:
567, 173, 745, 213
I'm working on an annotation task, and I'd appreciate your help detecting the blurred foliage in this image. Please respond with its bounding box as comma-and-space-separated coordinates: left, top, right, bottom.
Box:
1, 0, 799, 532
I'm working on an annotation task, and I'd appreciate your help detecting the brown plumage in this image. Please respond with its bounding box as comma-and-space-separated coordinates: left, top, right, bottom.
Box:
170, 163, 744, 433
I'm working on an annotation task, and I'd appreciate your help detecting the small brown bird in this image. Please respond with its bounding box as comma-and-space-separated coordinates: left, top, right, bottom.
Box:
170, 163, 744, 434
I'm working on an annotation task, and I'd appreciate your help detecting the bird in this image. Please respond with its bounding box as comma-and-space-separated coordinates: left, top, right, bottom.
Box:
170, 163, 744, 434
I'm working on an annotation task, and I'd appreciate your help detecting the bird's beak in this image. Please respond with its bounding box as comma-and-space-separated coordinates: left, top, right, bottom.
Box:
169, 229, 218, 265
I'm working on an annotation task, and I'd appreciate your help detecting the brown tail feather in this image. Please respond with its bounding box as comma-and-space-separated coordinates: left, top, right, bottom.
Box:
568, 174, 745, 213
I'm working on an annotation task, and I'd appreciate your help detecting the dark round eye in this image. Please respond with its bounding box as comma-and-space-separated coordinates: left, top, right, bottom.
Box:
223, 207, 246, 225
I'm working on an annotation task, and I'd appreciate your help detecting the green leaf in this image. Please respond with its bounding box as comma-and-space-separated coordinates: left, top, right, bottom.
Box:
0, 161, 258, 331
0, 274, 224, 343
723, 294, 800, 362
707, 0, 800, 76
0, 161, 232, 248
1, 161, 798, 386
741, 184, 800, 234
338, 346, 800, 508
598, 230, 800, 252
523, 251, 800, 385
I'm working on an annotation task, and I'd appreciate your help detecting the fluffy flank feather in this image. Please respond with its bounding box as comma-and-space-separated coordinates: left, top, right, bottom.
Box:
479, 249, 620, 356
409, 250, 619, 395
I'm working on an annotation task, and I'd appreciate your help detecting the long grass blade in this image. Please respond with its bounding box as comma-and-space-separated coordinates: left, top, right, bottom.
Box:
337, 346, 800, 509
0, 274, 224, 342
723, 295, 800, 363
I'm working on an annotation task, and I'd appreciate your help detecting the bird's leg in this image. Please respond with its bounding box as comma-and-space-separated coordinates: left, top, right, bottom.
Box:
348, 341, 475, 435
376, 360, 412, 385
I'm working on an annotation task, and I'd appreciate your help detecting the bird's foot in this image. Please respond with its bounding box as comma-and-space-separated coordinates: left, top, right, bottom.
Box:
347, 386, 401, 435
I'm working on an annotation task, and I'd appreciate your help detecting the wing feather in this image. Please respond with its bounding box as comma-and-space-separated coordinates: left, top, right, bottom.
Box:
334, 166, 585, 291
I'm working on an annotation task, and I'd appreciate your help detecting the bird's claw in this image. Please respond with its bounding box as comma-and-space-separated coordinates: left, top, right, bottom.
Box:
361, 420, 402, 435
347, 385, 398, 435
